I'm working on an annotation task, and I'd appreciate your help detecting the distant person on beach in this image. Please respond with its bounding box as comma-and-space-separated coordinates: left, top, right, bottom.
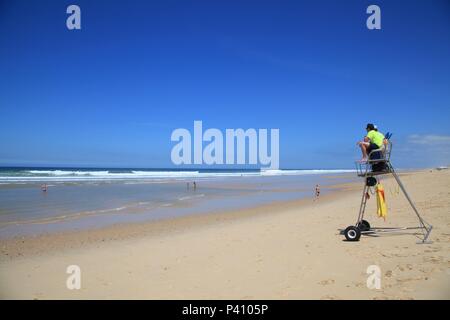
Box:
193, 181, 197, 190
41, 184, 47, 192
357, 123, 385, 162
314, 184, 320, 201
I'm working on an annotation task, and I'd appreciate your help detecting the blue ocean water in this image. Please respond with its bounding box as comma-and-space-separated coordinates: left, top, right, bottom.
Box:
0, 167, 356, 238
0, 167, 355, 182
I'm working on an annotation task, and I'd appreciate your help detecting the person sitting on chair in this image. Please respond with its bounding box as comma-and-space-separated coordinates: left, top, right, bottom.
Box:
357, 123, 385, 162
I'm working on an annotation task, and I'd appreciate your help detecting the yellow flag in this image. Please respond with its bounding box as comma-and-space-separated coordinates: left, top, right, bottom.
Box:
376, 183, 387, 220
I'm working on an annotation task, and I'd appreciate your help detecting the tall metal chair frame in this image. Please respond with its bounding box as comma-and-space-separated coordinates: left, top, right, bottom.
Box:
342, 140, 433, 243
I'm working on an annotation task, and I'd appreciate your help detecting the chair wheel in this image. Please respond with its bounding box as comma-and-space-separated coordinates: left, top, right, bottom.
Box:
357, 220, 371, 231
344, 226, 361, 241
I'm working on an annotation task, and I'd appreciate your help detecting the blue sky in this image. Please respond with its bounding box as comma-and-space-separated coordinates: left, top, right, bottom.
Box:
0, 0, 449, 169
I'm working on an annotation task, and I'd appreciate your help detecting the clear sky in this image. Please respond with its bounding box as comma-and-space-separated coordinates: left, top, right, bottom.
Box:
1, 0, 449, 169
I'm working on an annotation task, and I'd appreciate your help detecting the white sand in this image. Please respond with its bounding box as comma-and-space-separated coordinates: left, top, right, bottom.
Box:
0, 170, 449, 299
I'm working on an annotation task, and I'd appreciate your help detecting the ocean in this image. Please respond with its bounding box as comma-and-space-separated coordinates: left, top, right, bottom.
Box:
0, 167, 357, 238
0, 167, 356, 182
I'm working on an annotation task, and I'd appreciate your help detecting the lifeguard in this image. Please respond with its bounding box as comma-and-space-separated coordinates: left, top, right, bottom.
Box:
357, 123, 385, 162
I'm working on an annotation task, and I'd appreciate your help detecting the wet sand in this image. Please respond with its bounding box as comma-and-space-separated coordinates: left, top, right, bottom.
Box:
0, 170, 449, 299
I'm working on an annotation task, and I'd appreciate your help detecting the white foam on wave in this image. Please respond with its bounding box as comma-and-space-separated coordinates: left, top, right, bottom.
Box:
28, 170, 110, 176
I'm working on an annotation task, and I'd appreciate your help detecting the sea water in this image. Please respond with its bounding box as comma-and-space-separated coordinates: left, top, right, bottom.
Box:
0, 167, 356, 238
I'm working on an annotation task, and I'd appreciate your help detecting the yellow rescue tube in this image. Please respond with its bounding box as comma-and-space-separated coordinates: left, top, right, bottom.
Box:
376, 183, 387, 220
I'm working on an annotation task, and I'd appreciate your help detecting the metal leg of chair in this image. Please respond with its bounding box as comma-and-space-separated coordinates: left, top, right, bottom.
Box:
356, 184, 369, 225
419, 225, 433, 244
388, 163, 433, 243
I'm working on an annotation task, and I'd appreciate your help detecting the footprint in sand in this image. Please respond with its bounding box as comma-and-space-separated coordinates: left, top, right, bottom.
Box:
352, 281, 364, 288
318, 279, 335, 285
424, 256, 443, 264
395, 265, 408, 272
396, 276, 426, 284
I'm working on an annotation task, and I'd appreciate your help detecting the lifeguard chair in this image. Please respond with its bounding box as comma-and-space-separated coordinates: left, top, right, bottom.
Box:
342, 133, 433, 243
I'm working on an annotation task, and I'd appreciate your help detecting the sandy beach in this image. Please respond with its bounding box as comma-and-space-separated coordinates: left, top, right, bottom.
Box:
0, 169, 449, 299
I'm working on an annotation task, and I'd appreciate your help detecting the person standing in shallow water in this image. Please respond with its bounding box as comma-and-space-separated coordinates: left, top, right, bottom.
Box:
193, 181, 197, 190
314, 184, 320, 201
